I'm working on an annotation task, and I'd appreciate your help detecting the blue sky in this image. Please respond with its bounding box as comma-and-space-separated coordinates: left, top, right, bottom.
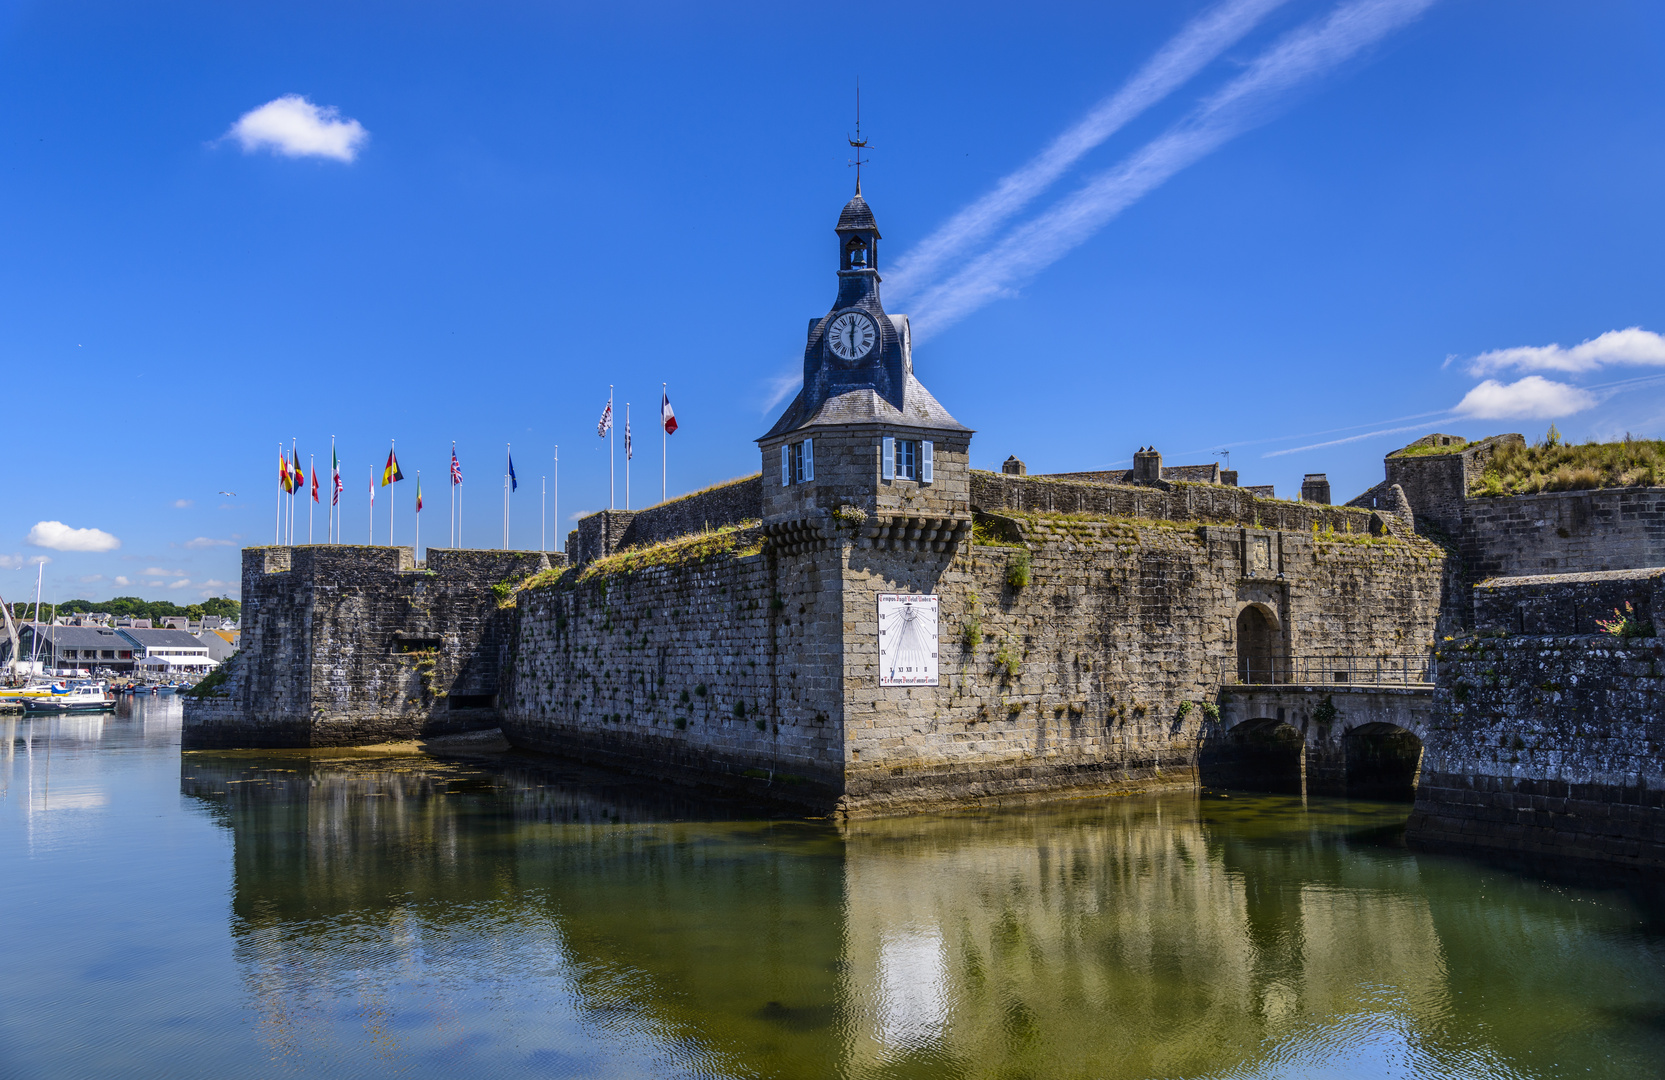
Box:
4, 0, 1665, 605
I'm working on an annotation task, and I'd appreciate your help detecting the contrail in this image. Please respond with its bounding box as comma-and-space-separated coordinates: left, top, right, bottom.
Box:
887, 0, 1290, 301
910, 0, 1439, 340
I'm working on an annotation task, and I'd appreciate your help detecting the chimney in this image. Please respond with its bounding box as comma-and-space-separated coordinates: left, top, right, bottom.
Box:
1132, 446, 1163, 484
1001, 455, 1027, 476
1301, 473, 1331, 505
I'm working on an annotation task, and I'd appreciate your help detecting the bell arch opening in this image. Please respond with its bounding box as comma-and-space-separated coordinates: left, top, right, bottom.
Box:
1343, 722, 1424, 802
1236, 605, 1283, 684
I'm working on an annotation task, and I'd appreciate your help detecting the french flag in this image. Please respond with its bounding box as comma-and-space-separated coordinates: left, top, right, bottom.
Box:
661, 389, 678, 435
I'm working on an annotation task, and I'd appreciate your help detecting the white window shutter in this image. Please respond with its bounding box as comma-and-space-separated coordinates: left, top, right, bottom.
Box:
921, 440, 934, 483
881, 437, 895, 480
781, 443, 791, 486
803, 438, 814, 482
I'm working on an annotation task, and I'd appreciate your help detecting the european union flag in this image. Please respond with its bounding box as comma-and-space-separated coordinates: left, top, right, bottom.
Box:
509, 453, 518, 492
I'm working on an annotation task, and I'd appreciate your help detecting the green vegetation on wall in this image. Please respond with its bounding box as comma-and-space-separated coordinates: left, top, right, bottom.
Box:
1472, 434, 1665, 496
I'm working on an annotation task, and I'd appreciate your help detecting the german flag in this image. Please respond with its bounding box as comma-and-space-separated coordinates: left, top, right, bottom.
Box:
291, 449, 305, 494
383, 448, 404, 487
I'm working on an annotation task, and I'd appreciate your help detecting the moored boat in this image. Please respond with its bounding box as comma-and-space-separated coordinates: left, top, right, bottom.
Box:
24, 684, 115, 713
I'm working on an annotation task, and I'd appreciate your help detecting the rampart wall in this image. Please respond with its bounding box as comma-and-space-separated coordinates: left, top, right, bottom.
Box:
1409, 632, 1665, 871
498, 508, 1444, 813
567, 475, 763, 568
183, 545, 556, 748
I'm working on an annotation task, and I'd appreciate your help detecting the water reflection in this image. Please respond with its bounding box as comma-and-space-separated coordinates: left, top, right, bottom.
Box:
170, 748, 1665, 1079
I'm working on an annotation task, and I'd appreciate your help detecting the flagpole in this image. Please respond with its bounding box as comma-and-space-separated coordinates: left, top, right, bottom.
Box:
541, 477, 546, 551
625, 402, 631, 511
368, 467, 374, 544
308, 453, 315, 545
415, 470, 420, 560
662, 382, 667, 504
450, 442, 456, 549
289, 438, 296, 547
553, 446, 559, 553
275, 442, 282, 545
608, 385, 615, 510
389, 439, 396, 547
503, 443, 509, 551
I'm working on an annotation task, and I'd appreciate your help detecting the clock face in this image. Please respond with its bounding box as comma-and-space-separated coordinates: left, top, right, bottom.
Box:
826, 311, 878, 362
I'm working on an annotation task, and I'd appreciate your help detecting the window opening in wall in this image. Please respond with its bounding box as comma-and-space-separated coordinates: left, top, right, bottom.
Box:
895, 439, 918, 480
784, 438, 815, 485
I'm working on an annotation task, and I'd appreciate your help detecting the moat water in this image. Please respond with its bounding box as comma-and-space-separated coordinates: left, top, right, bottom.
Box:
4, 699, 1665, 1079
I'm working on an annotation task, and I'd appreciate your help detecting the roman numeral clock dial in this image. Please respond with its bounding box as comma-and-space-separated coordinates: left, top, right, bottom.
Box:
827, 311, 877, 363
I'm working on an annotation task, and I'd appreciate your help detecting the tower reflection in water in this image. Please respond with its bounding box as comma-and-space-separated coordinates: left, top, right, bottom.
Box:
181, 751, 1665, 1079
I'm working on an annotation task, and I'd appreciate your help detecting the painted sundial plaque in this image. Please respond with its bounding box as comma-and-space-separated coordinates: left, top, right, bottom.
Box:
877, 593, 939, 687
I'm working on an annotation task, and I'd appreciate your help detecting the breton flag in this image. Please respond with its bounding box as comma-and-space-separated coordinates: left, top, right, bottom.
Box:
661, 389, 678, 435
451, 446, 463, 486
625, 419, 633, 461
597, 399, 612, 437
382, 448, 404, 487
292, 449, 305, 494
331, 447, 343, 506
508, 453, 518, 492
280, 452, 292, 494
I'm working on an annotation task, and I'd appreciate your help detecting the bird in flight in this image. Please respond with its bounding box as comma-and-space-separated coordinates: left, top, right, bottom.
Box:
218, 491, 236, 497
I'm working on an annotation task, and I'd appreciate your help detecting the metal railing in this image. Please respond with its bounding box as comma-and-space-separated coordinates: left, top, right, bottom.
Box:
1228, 654, 1434, 687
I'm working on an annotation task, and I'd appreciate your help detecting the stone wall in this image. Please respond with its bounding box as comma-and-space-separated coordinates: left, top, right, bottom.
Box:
1461, 488, 1665, 582
1408, 634, 1665, 870
971, 471, 1399, 535
183, 545, 557, 748
498, 506, 1445, 814
499, 526, 850, 807
1474, 568, 1665, 635
568, 475, 763, 568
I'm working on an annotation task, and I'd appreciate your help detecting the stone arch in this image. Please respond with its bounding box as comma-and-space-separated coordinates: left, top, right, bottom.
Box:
1216, 716, 1305, 796
1235, 603, 1284, 684
1343, 721, 1424, 802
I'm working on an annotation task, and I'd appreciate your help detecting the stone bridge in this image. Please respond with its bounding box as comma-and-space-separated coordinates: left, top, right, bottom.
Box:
1207, 683, 1434, 800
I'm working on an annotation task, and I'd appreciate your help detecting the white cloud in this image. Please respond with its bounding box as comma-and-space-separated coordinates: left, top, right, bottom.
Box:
184, 537, 236, 549
26, 521, 120, 552
1454, 376, 1598, 419
226, 94, 368, 162
114, 576, 131, 587
27, 556, 51, 567
169, 579, 192, 589
0, 554, 20, 569
1468, 327, 1665, 376
143, 567, 187, 577
173, 499, 194, 509
79, 574, 105, 584
200, 579, 233, 589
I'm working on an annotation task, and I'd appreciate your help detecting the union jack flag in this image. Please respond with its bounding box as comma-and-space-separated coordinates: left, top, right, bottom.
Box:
450, 444, 463, 486
597, 399, 612, 437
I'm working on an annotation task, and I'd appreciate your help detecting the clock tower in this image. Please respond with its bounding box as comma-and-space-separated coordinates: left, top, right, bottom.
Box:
758, 189, 972, 550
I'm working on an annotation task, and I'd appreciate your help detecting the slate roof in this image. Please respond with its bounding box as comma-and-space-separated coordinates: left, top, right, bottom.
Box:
763, 376, 969, 438
837, 193, 878, 234
17, 624, 130, 650
117, 627, 210, 651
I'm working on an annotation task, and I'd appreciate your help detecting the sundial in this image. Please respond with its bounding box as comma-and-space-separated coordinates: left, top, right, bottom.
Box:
877, 593, 939, 687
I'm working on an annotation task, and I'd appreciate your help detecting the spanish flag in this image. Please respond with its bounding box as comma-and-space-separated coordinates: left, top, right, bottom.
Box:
383, 448, 404, 487
280, 451, 292, 494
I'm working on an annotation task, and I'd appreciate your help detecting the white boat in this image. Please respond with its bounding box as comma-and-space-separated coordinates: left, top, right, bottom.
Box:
0, 679, 70, 703
24, 683, 115, 713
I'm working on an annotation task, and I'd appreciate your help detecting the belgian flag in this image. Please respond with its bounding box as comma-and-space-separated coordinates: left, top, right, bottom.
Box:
383, 448, 404, 487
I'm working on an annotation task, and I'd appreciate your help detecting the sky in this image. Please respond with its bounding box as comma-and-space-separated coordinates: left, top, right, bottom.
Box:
4, 0, 1665, 606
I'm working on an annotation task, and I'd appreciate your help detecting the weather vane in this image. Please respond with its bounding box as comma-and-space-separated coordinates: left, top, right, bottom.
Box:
847, 80, 871, 193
